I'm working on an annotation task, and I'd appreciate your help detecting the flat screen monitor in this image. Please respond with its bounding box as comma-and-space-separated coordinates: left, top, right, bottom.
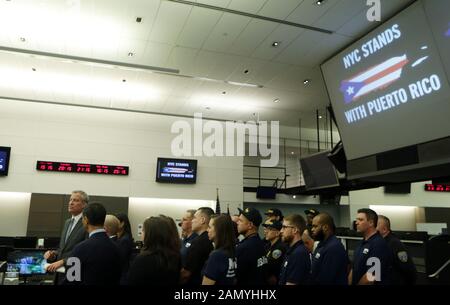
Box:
44, 237, 60, 249
321, 0, 450, 161
13, 237, 37, 249
0, 236, 14, 247
0, 146, 11, 176
384, 183, 411, 194
300, 151, 340, 190
156, 158, 197, 184
7, 249, 47, 275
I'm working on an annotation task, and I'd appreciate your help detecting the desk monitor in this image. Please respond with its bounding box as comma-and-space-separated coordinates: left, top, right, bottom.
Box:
7, 249, 47, 275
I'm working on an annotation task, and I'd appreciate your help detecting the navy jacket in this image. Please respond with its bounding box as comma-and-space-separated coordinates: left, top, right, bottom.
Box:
68, 231, 122, 285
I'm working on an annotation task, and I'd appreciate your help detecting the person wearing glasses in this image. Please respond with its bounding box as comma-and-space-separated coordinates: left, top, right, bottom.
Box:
262, 219, 287, 285
278, 214, 310, 285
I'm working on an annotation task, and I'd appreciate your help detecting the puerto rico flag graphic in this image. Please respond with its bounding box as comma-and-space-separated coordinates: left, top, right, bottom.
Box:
340, 55, 409, 104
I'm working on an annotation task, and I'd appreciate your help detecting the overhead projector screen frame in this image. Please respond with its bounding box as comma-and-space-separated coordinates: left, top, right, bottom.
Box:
320, 0, 450, 161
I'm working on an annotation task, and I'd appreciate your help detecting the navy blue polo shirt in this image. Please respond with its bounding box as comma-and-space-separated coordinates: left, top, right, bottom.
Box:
311, 235, 349, 285
352, 232, 392, 285
235, 234, 267, 285
202, 249, 237, 285
278, 240, 311, 285
180, 232, 198, 266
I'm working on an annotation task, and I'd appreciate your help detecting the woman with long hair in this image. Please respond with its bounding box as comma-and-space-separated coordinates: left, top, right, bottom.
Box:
116, 213, 133, 241
202, 214, 237, 285
115, 213, 134, 284
127, 216, 181, 285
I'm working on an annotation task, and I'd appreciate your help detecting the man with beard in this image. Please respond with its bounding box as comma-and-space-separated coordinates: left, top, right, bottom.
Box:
310, 213, 349, 285
278, 214, 310, 285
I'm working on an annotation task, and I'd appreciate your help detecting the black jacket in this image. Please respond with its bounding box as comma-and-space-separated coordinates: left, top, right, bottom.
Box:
67, 231, 122, 285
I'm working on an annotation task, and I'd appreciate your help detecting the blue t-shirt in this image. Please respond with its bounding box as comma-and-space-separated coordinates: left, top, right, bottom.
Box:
352, 232, 392, 285
202, 249, 237, 285
279, 241, 310, 285
180, 232, 198, 266
235, 234, 267, 285
311, 235, 349, 285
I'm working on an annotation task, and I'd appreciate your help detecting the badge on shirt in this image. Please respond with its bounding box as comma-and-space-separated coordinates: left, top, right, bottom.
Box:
185, 242, 192, 248
315, 252, 321, 259
272, 249, 282, 260
397, 251, 408, 263
363, 248, 369, 254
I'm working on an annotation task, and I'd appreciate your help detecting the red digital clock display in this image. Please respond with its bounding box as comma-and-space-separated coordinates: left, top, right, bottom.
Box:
36, 161, 129, 176
424, 184, 450, 192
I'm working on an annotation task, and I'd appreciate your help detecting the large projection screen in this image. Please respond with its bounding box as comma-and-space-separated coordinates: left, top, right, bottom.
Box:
321, 1, 450, 161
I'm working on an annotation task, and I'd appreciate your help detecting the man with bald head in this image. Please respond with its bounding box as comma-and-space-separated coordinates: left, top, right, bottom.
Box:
104, 214, 120, 241
310, 213, 349, 285
377, 215, 416, 285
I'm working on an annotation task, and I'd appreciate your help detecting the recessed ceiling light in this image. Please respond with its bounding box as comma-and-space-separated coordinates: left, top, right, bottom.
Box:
205, 107, 211, 110
272, 41, 280, 47
303, 79, 311, 85
293, 195, 296, 199
122, 79, 126, 82
31, 68, 36, 71
291, 152, 295, 155
20, 37, 26, 42
273, 98, 280, 103
244, 69, 249, 74
128, 52, 134, 57
316, 0, 326, 5
318, 115, 323, 119
136, 17, 142, 23
222, 91, 226, 95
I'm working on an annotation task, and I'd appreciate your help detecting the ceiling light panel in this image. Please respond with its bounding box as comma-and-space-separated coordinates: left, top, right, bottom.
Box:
0, 53, 161, 105
0, 0, 128, 55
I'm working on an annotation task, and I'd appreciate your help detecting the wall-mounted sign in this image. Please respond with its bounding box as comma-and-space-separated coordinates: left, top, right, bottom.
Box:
36, 161, 129, 176
424, 184, 450, 192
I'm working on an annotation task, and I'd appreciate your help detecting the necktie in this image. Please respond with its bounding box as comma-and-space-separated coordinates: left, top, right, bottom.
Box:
65, 218, 75, 242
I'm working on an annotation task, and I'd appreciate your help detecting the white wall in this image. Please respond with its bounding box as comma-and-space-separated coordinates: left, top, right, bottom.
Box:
0, 192, 31, 236
0, 99, 243, 235
369, 205, 418, 231
128, 198, 216, 239
349, 181, 450, 230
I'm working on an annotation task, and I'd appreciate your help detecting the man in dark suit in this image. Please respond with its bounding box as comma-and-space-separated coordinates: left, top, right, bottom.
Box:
67, 203, 121, 285
45, 190, 89, 283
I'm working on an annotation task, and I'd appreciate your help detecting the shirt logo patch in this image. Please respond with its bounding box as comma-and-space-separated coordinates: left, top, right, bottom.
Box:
272, 249, 282, 260
257, 256, 268, 267
185, 242, 192, 248
315, 252, 321, 259
397, 251, 408, 263
363, 248, 369, 254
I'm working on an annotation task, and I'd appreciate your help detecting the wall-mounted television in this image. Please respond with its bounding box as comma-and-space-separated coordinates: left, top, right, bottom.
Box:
156, 158, 197, 184
0, 146, 11, 176
300, 151, 340, 191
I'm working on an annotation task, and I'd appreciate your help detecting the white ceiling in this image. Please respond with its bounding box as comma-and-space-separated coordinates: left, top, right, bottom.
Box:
0, 0, 414, 128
